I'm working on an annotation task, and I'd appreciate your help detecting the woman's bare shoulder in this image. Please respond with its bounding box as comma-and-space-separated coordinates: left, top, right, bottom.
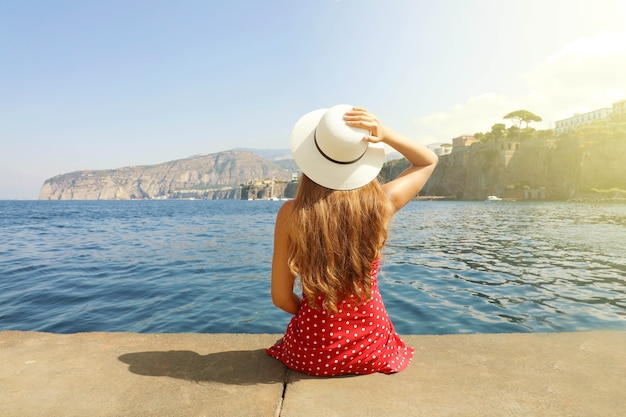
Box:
280, 199, 295, 213
276, 200, 295, 223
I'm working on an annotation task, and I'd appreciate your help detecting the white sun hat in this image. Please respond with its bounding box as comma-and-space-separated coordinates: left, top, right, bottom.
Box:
291, 104, 385, 191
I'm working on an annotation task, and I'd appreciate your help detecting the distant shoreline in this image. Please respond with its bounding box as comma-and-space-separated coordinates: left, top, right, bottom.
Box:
3, 196, 626, 202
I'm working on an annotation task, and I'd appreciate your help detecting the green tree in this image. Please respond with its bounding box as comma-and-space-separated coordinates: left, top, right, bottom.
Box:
486, 123, 507, 141
504, 110, 542, 130
507, 125, 520, 138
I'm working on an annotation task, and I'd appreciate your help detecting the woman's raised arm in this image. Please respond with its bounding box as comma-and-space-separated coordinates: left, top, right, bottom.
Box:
344, 107, 438, 212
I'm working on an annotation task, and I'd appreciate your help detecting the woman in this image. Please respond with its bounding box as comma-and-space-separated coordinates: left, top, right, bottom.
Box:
267, 105, 438, 376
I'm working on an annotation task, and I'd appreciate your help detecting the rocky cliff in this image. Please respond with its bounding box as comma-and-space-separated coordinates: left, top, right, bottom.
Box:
39, 150, 293, 200
40, 131, 626, 201
420, 132, 626, 200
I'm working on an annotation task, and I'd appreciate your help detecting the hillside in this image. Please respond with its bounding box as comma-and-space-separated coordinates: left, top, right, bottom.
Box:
39, 150, 292, 200
39, 125, 626, 201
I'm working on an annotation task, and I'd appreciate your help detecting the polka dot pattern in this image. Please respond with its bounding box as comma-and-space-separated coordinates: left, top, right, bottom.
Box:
267, 259, 413, 376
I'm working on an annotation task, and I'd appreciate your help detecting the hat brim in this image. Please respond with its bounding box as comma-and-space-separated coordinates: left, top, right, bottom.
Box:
291, 108, 385, 191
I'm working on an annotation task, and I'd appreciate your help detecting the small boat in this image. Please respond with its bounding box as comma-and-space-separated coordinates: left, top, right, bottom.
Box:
486, 195, 502, 201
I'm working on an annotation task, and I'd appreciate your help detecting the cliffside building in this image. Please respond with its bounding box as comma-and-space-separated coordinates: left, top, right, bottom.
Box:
555, 107, 612, 135
452, 135, 479, 149
613, 100, 626, 122
450, 135, 479, 167
497, 139, 520, 166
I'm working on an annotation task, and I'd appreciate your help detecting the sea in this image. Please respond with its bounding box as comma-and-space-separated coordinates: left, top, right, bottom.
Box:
0, 200, 624, 335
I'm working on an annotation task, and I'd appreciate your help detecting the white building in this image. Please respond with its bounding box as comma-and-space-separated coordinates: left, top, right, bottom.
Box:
554, 108, 612, 135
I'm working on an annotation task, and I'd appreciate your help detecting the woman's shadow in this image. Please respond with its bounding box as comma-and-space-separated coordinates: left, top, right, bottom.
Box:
118, 348, 286, 385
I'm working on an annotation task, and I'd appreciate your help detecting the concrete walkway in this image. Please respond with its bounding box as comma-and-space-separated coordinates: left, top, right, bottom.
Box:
1, 331, 624, 416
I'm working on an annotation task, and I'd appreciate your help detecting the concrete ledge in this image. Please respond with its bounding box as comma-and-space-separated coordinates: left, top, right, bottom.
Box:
1, 331, 624, 416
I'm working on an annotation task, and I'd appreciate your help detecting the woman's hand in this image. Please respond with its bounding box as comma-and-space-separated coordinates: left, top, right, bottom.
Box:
343, 107, 387, 144
344, 106, 438, 213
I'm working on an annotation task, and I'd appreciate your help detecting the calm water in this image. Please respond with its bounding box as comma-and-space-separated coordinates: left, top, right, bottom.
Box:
0, 200, 624, 335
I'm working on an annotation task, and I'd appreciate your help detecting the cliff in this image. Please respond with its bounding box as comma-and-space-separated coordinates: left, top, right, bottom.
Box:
40, 130, 626, 201
39, 150, 292, 200
420, 131, 626, 200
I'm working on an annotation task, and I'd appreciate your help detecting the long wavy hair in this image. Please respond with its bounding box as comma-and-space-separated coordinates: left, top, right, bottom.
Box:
287, 174, 394, 312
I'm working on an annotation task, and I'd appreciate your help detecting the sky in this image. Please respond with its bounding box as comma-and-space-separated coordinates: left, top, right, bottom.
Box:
1, 0, 625, 199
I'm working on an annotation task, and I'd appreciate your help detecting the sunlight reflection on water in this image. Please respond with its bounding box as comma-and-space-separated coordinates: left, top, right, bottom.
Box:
381, 201, 626, 334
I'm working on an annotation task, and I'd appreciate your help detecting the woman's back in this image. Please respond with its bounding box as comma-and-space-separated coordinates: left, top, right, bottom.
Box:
267, 105, 438, 375
288, 175, 393, 312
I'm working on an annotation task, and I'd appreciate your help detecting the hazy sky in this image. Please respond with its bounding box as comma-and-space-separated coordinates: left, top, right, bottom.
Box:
1, 0, 625, 199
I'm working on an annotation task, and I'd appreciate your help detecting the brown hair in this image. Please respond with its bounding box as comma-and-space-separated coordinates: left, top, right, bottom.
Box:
287, 174, 393, 312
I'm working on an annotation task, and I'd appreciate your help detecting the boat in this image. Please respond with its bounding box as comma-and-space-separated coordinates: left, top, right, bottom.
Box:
486, 195, 502, 201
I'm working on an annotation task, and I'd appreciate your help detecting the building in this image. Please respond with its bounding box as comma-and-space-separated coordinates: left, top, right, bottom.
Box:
554, 108, 612, 135
613, 100, 626, 122
452, 135, 479, 149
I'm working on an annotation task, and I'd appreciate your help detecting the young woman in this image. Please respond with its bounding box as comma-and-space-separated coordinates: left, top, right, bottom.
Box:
267, 105, 438, 376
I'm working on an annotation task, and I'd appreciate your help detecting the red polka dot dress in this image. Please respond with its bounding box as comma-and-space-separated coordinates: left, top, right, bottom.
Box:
267, 259, 413, 376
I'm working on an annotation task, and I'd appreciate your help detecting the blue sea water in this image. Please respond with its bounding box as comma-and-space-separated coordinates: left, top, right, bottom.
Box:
0, 200, 624, 335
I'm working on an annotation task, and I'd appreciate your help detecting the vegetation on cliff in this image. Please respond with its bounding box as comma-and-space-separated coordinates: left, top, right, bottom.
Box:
418, 111, 626, 200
